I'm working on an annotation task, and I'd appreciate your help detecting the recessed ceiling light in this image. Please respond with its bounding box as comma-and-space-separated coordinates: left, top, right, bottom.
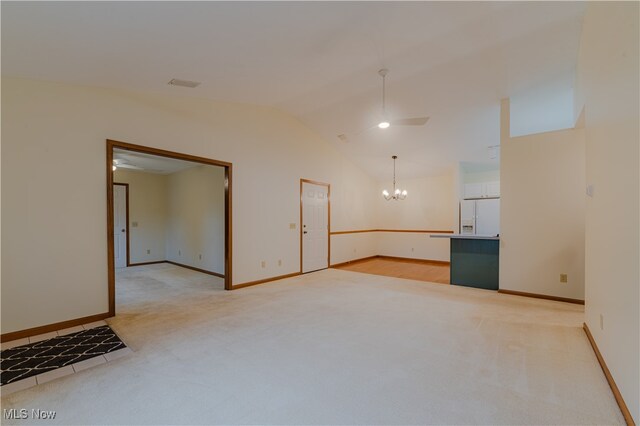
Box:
168, 78, 201, 88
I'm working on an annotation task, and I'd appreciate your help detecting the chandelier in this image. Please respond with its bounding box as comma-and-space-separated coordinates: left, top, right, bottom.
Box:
382, 156, 407, 201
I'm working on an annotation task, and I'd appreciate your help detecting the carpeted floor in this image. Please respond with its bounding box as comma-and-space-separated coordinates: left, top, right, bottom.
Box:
0, 263, 624, 425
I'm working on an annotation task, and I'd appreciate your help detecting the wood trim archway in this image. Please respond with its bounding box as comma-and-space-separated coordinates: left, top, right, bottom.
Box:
106, 139, 233, 316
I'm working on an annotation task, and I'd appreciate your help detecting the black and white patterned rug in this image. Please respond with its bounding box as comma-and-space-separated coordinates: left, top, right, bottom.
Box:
1, 325, 126, 385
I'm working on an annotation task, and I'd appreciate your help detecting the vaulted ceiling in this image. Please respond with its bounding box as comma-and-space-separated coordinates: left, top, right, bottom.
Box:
1, 2, 585, 179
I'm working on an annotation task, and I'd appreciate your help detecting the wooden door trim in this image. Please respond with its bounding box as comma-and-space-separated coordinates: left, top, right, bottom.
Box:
113, 183, 130, 267
300, 178, 331, 274
107, 139, 233, 318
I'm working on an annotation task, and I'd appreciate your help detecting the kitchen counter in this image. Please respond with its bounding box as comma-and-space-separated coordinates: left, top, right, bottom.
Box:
430, 234, 499, 240
430, 234, 499, 290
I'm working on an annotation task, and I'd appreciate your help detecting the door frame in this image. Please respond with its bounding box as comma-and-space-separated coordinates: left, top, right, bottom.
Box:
299, 178, 331, 273
107, 139, 233, 316
112, 182, 130, 267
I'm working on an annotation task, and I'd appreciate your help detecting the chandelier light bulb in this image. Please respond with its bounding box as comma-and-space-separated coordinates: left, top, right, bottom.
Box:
395, 188, 401, 195
402, 190, 408, 196
378, 121, 390, 129
382, 189, 390, 197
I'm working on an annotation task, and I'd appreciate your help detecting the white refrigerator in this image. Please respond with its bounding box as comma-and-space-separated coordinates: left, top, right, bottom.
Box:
460, 199, 500, 236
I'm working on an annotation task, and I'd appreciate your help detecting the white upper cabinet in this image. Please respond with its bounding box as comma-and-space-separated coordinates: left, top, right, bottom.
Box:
464, 181, 500, 199
464, 183, 484, 199
485, 181, 500, 198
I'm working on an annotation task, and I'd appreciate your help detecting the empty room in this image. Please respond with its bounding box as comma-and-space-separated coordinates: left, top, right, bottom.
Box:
1, 2, 638, 425
111, 145, 229, 320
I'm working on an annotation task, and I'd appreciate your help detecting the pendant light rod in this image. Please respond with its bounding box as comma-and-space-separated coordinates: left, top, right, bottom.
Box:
392, 155, 397, 191
379, 68, 388, 115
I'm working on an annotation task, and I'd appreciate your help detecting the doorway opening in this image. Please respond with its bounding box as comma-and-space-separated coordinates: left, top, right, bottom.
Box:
300, 179, 330, 273
106, 140, 232, 316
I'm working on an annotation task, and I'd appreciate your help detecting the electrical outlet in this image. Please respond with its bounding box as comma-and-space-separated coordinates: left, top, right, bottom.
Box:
199, 254, 202, 260
261, 261, 266, 268
600, 314, 604, 330
289, 223, 296, 230
147, 249, 150, 254
560, 274, 568, 283
132, 221, 139, 228
278, 259, 282, 267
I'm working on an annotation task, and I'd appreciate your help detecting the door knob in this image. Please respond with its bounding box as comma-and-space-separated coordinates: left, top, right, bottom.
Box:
303, 231, 308, 234
121, 229, 125, 232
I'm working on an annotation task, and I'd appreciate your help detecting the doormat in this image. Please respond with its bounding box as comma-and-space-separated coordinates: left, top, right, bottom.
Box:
1, 325, 126, 385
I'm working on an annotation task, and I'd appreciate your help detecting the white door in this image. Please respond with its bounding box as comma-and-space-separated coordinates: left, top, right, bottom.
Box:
476, 198, 500, 236
113, 184, 127, 268
460, 200, 476, 234
302, 181, 329, 273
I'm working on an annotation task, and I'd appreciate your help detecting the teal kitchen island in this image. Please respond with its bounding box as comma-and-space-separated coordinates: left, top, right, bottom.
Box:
431, 234, 499, 290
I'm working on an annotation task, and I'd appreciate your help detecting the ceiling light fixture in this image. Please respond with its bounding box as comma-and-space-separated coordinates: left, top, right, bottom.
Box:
336, 69, 429, 142
382, 156, 407, 201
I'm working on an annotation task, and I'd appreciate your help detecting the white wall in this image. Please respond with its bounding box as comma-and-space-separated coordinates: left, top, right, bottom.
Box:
166, 165, 225, 275
500, 116, 586, 300
574, 3, 639, 422
463, 169, 500, 184
330, 233, 378, 265
1, 77, 377, 334
113, 169, 168, 264
376, 170, 457, 262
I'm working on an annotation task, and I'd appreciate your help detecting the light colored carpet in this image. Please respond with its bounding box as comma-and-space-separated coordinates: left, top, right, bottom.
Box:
1, 264, 624, 425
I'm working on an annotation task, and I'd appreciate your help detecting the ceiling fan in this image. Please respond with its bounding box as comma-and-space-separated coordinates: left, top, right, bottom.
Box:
112, 158, 143, 171
338, 68, 429, 142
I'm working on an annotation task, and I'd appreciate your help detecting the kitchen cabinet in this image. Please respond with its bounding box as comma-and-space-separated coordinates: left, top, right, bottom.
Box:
464, 181, 500, 199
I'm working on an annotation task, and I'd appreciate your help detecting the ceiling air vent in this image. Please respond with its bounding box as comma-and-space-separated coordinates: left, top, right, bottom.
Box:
168, 78, 201, 88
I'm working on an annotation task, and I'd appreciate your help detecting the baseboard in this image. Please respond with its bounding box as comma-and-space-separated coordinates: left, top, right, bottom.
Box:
330, 255, 378, 268
233, 272, 301, 290
583, 323, 635, 425
165, 260, 225, 278
128, 260, 166, 267
377, 255, 450, 266
1, 312, 112, 343
497, 289, 584, 305
331, 255, 450, 268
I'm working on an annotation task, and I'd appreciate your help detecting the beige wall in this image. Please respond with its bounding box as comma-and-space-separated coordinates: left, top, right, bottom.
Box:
1, 77, 377, 334
113, 169, 168, 264
376, 171, 457, 262
166, 165, 225, 274
500, 114, 586, 300
575, 2, 639, 422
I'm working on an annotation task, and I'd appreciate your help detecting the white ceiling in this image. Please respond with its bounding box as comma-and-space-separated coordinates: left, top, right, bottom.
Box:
113, 149, 200, 175
2, 2, 586, 180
